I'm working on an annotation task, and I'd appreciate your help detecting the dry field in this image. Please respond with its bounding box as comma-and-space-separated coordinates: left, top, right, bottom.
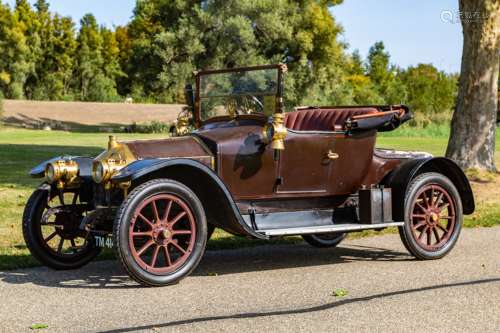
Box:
1, 99, 183, 131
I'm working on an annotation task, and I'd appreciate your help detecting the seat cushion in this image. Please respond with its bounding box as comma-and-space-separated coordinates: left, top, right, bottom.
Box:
284, 107, 378, 132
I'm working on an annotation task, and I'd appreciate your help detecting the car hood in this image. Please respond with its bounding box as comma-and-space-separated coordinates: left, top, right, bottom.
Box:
124, 135, 213, 160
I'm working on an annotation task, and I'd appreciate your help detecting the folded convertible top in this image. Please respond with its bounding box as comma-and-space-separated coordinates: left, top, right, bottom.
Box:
345, 105, 413, 132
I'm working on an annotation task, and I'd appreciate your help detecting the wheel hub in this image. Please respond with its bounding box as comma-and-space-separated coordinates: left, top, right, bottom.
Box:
162, 229, 171, 239
54, 211, 83, 239
152, 225, 173, 245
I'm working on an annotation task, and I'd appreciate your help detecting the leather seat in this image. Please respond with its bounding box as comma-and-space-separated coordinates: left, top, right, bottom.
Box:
284, 107, 378, 132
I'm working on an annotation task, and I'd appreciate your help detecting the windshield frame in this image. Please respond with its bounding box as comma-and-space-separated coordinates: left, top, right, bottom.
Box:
194, 64, 285, 126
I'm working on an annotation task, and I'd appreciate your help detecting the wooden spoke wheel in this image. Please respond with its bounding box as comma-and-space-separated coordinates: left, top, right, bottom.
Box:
22, 186, 101, 270
115, 179, 207, 287
410, 184, 456, 251
399, 173, 463, 260
129, 194, 196, 275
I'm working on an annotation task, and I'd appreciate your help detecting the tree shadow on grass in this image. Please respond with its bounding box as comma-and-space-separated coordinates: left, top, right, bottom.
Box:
2, 114, 126, 133
0, 144, 103, 187
0, 242, 412, 290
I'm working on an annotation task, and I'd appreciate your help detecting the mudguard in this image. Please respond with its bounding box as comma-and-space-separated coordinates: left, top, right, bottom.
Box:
384, 157, 475, 221
112, 158, 268, 239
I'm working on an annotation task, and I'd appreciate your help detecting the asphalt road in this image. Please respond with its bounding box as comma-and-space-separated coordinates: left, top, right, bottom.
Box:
1, 228, 499, 333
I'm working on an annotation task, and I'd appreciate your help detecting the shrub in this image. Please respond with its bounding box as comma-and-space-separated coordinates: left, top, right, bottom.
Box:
126, 121, 173, 134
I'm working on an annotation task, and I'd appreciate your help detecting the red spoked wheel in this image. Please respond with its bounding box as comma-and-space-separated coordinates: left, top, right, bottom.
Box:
115, 179, 207, 287
400, 172, 463, 260
410, 184, 456, 251
129, 194, 196, 274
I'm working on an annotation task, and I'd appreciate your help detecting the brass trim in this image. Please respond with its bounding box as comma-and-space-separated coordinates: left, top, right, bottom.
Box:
108, 135, 118, 150
173, 107, 192, 136
45, 159, 79, 188
327, 150, 340, 160
270, 113, 287, 150
93, 137, 137, 184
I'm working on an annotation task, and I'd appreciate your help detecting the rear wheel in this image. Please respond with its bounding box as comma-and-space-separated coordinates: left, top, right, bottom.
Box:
22, 185, 101, 270
399, 173, 463, 260
114, 179, 207, 287
302, 233, 345, 248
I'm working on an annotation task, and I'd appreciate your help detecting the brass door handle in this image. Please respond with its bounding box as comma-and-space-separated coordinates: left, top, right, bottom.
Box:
327, 150, 339, 160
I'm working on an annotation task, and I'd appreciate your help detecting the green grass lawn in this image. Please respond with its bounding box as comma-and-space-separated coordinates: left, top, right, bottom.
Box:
0, 127, 498, 270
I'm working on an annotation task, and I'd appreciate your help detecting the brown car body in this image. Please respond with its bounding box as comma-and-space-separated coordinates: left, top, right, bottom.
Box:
26, 64, 475, 286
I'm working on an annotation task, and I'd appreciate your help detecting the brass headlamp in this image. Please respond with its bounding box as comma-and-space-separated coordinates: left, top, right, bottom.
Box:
45, 159, 79, 187
92, 159, 127, 184
92, 136, 136, 185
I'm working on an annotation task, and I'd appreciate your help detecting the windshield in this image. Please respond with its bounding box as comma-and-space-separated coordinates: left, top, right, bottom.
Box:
198, 68, 279, 121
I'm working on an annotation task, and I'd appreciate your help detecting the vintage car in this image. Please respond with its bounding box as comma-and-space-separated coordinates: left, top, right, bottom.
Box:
24, 64, 475, 287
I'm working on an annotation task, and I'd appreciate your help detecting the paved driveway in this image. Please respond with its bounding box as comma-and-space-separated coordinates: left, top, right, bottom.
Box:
0, 228, 499, 332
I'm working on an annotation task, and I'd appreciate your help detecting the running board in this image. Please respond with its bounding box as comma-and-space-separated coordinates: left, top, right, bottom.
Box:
260, 222, 404, 236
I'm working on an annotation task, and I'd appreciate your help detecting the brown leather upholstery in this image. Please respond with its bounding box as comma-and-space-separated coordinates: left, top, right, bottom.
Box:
284, 107, 378, 132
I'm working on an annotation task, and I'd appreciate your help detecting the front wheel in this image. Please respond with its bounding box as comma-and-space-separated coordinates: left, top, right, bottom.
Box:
22, 185, 101, 270
399, 172, 463, 260
114, 179, 207, 287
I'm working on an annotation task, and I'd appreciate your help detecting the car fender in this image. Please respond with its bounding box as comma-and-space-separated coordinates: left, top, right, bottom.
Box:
112, 158, 268, 239
384, 157, 475, 220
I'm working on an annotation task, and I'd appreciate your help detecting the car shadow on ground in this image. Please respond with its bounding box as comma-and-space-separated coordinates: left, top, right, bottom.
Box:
0, 243, 412, 289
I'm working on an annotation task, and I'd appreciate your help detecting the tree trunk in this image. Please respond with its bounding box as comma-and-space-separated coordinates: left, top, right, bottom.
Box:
446, 0, 500, 171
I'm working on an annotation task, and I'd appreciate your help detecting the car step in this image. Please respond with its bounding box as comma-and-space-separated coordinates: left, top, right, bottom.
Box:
259, 222, 404, 236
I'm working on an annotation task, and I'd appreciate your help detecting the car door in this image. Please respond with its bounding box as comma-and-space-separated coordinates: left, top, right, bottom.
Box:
197, 121, 279, 200
276, 131, 335, 195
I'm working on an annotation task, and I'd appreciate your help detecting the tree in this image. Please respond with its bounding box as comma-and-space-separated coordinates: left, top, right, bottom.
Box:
74, 14, 121, 102
14, 0, 42, 99
446, 0, 499, 171
400, 64, 456, 116
0, 2, 30, 99
114, 25, 133, 96
34, 0, 49, 13
126, 0, 349, 105
367, 41, 391, 89
33, 14, 77, 100
365, 41, 408, 105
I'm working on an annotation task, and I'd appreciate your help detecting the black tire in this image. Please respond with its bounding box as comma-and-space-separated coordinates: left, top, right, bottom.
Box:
22, 186, 101, 270
302, 233, 346, 248
399, 172, 463, 260
114, 179, 207, 287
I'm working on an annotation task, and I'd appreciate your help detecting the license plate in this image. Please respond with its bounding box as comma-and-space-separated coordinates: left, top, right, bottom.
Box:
94, 236, 114, 249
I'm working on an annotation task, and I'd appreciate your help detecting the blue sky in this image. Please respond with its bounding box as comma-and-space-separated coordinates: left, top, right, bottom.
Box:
4, 0, 463, 73
332, 0, 463, 73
